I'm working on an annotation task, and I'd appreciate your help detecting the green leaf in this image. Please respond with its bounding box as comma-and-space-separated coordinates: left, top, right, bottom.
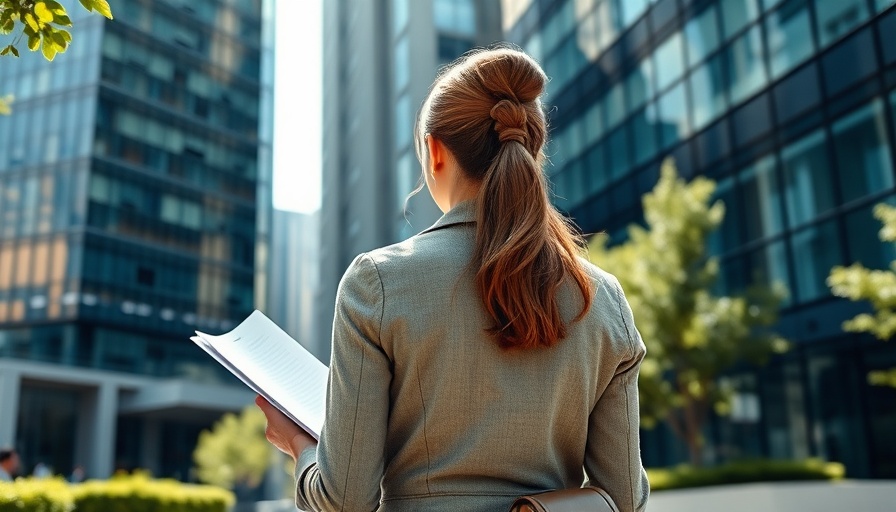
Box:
9, 45, 18, 57
89, 0, 113, 19
23, 12, 39, 31
78, 0, 91, 11
27, 33, 40, 52
57, 28, 71, 43
54, 13, 72, 26
0, 18, 13, 35
44, 0, 67, 15
41, 39, 57, 60
0, 45, 9, 56
0, 98, 11, 116
34, 2, 55, 23
50, 31, 67, 52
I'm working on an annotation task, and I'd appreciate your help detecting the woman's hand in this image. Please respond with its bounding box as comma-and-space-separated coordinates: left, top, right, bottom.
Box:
255, 395, 318, 462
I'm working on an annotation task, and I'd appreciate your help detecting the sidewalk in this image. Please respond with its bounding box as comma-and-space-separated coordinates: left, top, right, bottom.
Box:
646, 480, 896, 512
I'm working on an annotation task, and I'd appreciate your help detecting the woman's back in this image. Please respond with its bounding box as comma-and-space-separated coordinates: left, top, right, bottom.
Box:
303, 200, 648, 511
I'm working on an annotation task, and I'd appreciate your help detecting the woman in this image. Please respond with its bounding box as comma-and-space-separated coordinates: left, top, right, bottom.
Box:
257, 46, 649, 512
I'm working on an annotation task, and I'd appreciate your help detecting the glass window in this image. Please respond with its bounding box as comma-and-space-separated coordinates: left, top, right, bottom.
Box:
625, 59, 652, 112
720, 0, 761, 39
781, 129, 836, 227
656, 82, 690, 149
654, 32, 685, 91
727, 26, 767, 105
690, 54, 727, 129
620, 0, 650, 25
605, 83, 626, 130
631, 107, 658, 166
752, 240, 791, 306
766, 0, 815, 78
392, 0, 409, 36
845, 198, 896, 269
434, 0, 476, 36
394, 94, 411, 150
790, 220, 841, 302
585, 142, 608, 195
394, 36, 409, 91
741, 155, 785, 241
684, 4, 720, 67
877, 0, 896, 12
607, 127, 630, 180
814, 0, 869, 47
583, 100, 605, 146
709, 175, 741, 255
831, 99, 895, 204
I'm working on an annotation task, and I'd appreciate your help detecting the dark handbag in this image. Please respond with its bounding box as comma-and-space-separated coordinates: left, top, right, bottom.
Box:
509, 486, 620, 512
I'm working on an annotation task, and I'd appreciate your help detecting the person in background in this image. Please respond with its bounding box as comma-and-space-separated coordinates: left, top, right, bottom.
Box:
0, 448, 20, 482
257, 45, 649, 512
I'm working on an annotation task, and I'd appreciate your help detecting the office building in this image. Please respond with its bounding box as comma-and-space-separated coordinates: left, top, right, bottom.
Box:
0, 0, 273, 480
269, 209, 322, 360
504, 0, 896, 477
316, 0, 502, 353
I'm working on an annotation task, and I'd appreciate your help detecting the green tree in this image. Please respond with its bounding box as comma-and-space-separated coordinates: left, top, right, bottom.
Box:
193, 405, 273, 492
0, 0, 112, 113
827, 203, 896, 388
588, 159, 788, 466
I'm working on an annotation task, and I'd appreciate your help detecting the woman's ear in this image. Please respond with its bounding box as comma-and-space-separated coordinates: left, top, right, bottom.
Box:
426, 134, 445, 176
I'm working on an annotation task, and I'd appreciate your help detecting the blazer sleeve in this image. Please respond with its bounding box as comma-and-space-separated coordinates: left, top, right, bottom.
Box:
294, 253, 391, 512
583, 277, 649, 512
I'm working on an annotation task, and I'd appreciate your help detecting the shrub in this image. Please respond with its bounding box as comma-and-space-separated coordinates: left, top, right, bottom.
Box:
0, 474, 234, 512
647, 458, 846, 492
0, 478, 74, 512
72, 473, 235, 512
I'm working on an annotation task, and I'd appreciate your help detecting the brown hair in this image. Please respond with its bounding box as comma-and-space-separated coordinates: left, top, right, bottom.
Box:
415, 47, 593, 350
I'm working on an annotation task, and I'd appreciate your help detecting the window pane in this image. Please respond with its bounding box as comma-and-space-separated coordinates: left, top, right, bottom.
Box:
752, 240, 791, 306
605, 83, 626, 130
742, 155, 785, 240
690, 54, 727, 129
583, 101, 605, 146
845, 198, 896, 269
656, 82, 690, 149
727, 26, 767, 104
654, 32, 685, 91
877, 0, 896, 12
766, 0, 815, 78
632, 108, 658, 165
607, 127, 630, 180
831, 99, 895, 204
720, 0, 761, 40
392, 0, 408, 35
394, 36, 409, 91
781, 129, 836, 227
684, 4, 720, 66
625, 60, 652, 111
621, 0, 650, 25
814, 0, 869, 47
709, 176, 741, 255
790, 220, 840, 302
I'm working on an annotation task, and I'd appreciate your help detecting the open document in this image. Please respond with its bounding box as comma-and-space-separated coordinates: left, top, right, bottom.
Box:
191, 310, 329, 440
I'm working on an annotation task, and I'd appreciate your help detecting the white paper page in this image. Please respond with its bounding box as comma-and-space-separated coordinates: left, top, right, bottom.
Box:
193, 310, 329, 439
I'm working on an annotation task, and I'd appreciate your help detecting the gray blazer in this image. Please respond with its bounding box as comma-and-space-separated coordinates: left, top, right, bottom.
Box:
295, 201, 649, 512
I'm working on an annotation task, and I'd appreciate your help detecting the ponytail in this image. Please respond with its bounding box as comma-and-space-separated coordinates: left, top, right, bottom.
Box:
418, 47, 593, 349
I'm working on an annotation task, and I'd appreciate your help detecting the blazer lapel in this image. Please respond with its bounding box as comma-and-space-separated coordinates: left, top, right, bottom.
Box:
418, 200, 476, 235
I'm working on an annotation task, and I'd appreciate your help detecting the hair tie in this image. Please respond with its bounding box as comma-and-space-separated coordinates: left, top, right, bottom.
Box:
490, 99, 528, 145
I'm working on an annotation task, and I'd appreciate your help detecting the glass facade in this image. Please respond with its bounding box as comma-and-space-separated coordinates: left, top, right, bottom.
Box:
509, 0, 896, 477
0, 0, 268, 479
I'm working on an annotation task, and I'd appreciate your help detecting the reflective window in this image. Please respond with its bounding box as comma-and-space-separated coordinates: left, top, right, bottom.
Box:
790, 220, 840, 301
684, 4, 720, 67
766, 0, 815, 78
690, 54, 727, 129
392, 0, 409, 36
620, 0, 650, 25
654, 32, 685, 91
656, 82, 690, 149
605, 83, 626, 130
709, 175, 740, 255
752, 240, 791, 306
814, 0, 869, 47
394, 94, 411, 150
631, 107, 658, 165
741, 155, 785, 240
831, 99, 895, 204
877, 0, 896, 12
394, 36, 409, 91
720, 0, 761, 40
781, 130, 835, 227
607, 127, 630, 180
845, 198, 896, 269
625, 59, 652, 112
583, 101, 605, 146
727, 26, 767, 104
434, 0, 476, 36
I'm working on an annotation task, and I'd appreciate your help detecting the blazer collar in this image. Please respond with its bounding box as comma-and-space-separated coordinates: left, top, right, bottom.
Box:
420, 200, 476, 235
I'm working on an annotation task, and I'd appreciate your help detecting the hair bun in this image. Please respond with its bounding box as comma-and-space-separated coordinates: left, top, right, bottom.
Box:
490, 99, 528, 145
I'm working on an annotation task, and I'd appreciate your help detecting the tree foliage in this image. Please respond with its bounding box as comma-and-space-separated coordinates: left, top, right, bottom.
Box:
588, 159, 788, 466
828, 203, 896, 387
0, 0, 112, 113
193, 406, 272, 491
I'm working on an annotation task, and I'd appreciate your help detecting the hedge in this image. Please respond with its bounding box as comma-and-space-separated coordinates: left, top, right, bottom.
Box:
647, 458, 846, 492
0, 474, 234, 512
